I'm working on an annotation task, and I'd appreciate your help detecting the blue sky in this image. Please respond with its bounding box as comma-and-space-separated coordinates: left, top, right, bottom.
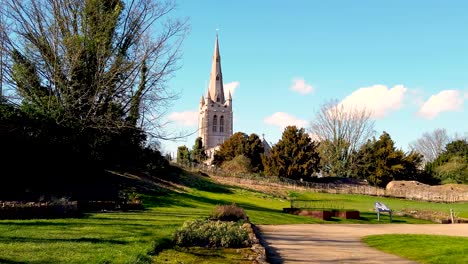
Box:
162, 0, 468, 156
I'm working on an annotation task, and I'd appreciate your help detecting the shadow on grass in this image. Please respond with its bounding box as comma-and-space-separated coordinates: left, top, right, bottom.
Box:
173, 247, 226, 258
323, 212, 411, 223
236, 203, 283, 214
0, 236, 128, 244
151, 237, 174, 255
176, 168, 233, 194
97, 166, 232, 209
0, 258, 27, 264
0, 221, 73, 226
359, 212, 406, 223
143, 189, 235, 209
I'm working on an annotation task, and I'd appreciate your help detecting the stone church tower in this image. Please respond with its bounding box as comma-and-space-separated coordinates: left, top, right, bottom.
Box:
198, 34, 233, 151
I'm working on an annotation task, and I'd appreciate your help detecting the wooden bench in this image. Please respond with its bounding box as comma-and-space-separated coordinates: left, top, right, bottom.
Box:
374, 202, 392, 222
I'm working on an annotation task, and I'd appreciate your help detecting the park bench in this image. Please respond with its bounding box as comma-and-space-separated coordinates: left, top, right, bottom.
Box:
374, 202, 392, 222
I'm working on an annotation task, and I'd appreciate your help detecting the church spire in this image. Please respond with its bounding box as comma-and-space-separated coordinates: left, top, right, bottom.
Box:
208, 33, 225, 104
200, 95, 205, 107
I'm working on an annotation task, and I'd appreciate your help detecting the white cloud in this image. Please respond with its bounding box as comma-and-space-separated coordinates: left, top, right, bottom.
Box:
167, 111, 198, 126
418, 90, 465, 119
224, 81, 239, 97
264, 112, 308, 130
339, 84, 407, 118
290, 78, 314, 94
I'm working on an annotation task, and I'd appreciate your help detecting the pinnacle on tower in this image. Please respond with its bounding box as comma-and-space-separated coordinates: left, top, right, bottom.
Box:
208, 34, 225, 104
200, 95, 205, 106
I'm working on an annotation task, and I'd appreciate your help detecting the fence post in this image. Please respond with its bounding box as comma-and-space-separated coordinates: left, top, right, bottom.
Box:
450, 209, 455, 224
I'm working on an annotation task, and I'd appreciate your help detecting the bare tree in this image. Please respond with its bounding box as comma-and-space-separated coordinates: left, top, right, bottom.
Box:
0, 1, 6, 98
0, 0, 189, 138
310, 99, 375, 177
409, 128, 450, 163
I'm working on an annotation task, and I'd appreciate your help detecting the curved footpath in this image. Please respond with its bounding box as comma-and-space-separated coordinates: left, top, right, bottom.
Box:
258, 224, 468, 264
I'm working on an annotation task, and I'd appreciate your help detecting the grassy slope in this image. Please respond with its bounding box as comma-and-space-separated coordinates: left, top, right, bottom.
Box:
363, 235, 468, 264
0, 170, 465, 263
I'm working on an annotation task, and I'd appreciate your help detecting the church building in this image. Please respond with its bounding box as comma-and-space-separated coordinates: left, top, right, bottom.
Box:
198, 34, 233, 155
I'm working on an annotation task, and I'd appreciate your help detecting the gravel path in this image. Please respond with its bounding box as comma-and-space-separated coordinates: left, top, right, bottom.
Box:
258, 224, 468, 264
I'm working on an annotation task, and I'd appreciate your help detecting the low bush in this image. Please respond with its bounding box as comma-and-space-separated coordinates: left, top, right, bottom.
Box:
173, 219, 251, 248
210, 204, 248, 222
221, 155, 252, 174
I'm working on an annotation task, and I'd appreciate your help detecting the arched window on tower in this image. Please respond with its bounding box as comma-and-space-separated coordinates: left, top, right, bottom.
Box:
220, 116, 224, 133
212, 115, 217, 132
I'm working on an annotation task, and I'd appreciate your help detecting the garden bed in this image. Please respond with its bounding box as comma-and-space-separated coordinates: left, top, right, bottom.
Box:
334, 210, 360, 219
283, 208, 360, 220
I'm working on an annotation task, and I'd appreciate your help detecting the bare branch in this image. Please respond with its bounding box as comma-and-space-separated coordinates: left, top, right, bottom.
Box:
310, 99, 375, 176
1, 0, 189, 139
409, 128, 451, 163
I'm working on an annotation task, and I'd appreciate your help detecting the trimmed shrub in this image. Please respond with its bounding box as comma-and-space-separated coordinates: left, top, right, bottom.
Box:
210, 204, 248, 222
173, 219, 251, 248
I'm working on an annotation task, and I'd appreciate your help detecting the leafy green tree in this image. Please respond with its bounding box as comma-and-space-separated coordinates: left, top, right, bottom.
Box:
177, 145, 191, 165
371, 132, 406, 186
264, 126, 320, 180
426, 139, 468, 184
317, 139, 350, 177
348, 138, 375, 180
191, 137, 207, 164
434, 156, 468, 184
351, 132, 426, 187
445, 140, 468, 156
0, 0, 188, 200
214, 132, 248, 163
246, 134, 265, 172
221, 155, 252, 174
213, 132, 264, 172
2, 0, 188, 133
398, 151, 427, 182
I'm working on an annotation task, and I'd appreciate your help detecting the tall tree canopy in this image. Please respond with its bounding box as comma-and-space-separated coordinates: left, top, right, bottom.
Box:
426, 139, 468, 184
351, 132, 426, 187
177, 145, 190, 165
1, 0, 188, 136
213, 132, 264, 172
310, 99, 375, 177
264, 126, 320, 180
0, 0, 188, 199
191, 137, 206, 164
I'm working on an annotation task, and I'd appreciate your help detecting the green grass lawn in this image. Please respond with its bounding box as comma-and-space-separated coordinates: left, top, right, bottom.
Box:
363, 234, 468, 264
0, 171, 465, 263
0, 209, 202, 263
153, 247, 254, 264
295, 191, 468, 218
